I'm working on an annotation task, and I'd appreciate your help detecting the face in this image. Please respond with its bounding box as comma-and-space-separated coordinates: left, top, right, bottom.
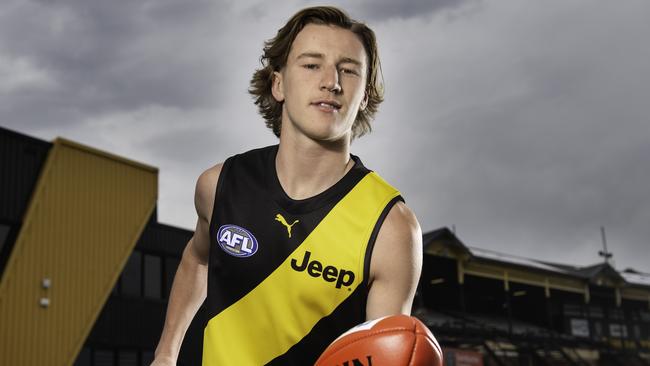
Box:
272, 24, 369, 143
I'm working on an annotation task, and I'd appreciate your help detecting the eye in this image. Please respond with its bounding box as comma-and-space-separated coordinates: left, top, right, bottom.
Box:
303, 64, 319, 70
340, 68, 359, 76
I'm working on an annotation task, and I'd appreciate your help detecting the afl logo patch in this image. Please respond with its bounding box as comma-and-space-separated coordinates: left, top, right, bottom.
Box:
216, 224, 259, 258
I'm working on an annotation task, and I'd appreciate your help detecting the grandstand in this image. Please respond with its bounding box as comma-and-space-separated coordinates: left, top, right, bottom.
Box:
419, 227, 650, 365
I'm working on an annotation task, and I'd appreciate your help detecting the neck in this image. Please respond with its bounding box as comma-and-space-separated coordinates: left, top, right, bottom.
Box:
275, 134, 352, 200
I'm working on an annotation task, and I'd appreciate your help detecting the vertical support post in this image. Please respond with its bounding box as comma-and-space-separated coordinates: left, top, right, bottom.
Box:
457, 260, 466, 314
545, 278, 553, 329
544, 278, 550, 298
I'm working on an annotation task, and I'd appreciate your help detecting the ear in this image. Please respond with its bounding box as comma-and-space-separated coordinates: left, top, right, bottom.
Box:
359, 91, 368, 111
271, 71, 285, 102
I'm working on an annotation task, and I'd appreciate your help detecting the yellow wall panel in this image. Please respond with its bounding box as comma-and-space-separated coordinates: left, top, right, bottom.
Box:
621, 286, 650, 302
0, 138, 157, 366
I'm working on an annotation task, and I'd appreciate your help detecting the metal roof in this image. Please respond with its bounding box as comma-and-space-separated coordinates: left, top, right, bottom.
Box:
621, 270, 650, 287
467, 246, 573, 275
423, 227, 650, 289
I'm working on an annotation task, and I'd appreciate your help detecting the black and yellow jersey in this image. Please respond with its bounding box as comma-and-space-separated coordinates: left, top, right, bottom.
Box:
204, 145, 402, 365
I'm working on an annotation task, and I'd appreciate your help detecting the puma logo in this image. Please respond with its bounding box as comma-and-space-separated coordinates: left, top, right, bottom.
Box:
275, 213, 299, 238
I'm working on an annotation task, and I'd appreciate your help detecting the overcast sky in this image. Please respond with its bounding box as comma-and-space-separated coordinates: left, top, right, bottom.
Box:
2, 0, 649, 272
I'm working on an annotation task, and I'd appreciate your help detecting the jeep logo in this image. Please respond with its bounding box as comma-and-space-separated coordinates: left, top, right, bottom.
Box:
290, 251, 355, 289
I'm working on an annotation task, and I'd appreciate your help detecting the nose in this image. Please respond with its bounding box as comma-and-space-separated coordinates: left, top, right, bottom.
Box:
320, 65, 341, 94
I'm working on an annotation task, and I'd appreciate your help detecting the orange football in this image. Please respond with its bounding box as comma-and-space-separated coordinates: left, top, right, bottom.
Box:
314, 315, 443, 366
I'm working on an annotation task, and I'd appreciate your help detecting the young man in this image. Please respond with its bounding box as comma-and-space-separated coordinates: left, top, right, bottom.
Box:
152, 6, 422, 365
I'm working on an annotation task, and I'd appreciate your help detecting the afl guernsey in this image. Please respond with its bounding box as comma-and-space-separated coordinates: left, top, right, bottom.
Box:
203, 145, 403, 365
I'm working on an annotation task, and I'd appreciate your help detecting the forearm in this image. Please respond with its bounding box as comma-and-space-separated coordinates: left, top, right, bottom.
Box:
154, 249, 208, 361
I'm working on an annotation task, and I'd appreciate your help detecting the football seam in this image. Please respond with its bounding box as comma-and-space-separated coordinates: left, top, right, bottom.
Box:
407, 334, 417, 366
321, 327, 414, 360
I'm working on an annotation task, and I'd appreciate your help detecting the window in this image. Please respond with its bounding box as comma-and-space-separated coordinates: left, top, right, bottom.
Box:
94, 349, 114, 366
122, 251, 142, 296
144, 254, 161, 299
119, 350, 137, 366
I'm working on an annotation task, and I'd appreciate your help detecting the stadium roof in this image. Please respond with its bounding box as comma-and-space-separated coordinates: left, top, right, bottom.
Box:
621, 269, 650, 287
467, 246, 572, 275
423, 227, 649, 289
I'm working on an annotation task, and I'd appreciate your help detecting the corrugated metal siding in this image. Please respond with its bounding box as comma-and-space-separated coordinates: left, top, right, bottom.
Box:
0, 126, 52, 222
0, 137, 158, 366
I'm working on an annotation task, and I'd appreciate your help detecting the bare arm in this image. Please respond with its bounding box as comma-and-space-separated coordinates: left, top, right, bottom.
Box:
366, 201, 423, 320
151, 164, 222, 365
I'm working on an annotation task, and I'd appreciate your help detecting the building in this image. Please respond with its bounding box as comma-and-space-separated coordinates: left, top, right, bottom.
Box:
0, 126, 203, 366
420, 227, 650, 365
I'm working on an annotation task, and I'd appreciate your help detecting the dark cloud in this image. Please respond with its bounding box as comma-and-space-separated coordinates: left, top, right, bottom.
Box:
1, 0, 649, 273
346, 0, 479, 22
369, 1, 650, 270
0, 0, 233, 128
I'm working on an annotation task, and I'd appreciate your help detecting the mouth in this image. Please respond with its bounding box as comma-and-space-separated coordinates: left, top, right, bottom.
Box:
311, 100, 342, 112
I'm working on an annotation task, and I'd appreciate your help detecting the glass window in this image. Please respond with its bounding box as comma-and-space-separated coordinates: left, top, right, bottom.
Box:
94, 349, 114, 366
73, 347, 91, 366
165, 257, 180, 298
119, 350, 137, 366
122, 251, 142, 296
144, 254, 161, 299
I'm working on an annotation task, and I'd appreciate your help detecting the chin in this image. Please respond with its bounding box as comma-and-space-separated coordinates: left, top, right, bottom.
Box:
284, 114, 352, 142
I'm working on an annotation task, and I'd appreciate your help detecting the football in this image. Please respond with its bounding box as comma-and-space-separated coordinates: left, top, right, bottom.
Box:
314, 314, 443, 366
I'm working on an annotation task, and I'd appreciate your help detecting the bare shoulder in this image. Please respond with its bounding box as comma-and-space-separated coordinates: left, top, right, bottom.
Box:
369, 201, 423, 283
184, 163, 223, 265
381, 201, 421, 240
194, 163, 223, 223
366, 201, 423, 317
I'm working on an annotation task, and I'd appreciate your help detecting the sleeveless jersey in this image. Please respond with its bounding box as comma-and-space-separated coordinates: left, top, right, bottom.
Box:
203, 145, 403, 365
